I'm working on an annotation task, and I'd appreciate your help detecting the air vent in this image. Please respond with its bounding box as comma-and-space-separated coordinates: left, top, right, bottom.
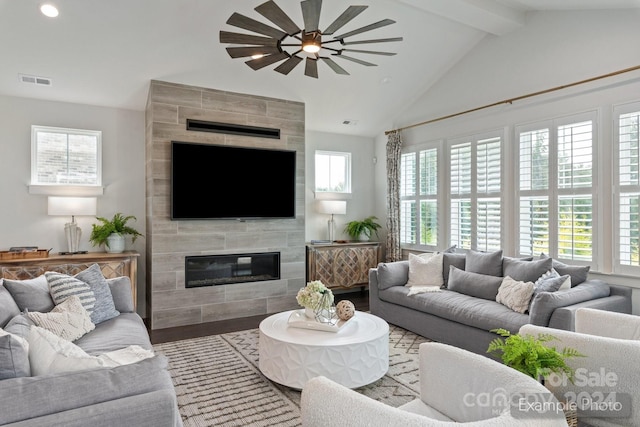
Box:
19, 74, 52, 86
186, 119, 280, 139
342, 120, 358, 126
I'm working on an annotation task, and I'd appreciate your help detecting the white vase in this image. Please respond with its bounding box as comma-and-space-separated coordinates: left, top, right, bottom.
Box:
358, 232, 370, 242
106, 233, 125, 253
305, 307, 316, 319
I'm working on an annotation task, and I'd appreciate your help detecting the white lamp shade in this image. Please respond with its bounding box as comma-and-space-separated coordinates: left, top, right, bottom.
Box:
48, 197, 97, 216
317, 200, 347, 215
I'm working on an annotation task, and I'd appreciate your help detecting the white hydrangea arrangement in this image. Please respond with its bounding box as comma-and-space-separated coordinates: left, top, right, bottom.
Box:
296, 280, 334, 309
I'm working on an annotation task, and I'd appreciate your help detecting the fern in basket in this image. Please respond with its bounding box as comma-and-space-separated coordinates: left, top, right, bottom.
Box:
487, 328, 585, 383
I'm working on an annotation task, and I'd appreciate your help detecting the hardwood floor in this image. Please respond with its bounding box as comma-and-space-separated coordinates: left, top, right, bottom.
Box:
148, 290, 370, 344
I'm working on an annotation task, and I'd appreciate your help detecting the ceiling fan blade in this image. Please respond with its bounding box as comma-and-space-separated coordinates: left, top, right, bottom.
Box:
342, 48, 396, 56
305, 58, 319, 78
245, 52, 289, 70
274, 55, 303, 75
342, 37, 403, 45
227, 12, 286, 39
220, 31, 279, 47
301, 0, 322, 33
255, 0, 301, 35
332, 19, 396, 40
320, 57, 349, 75
226, 46, 281, 58
322, 5, 367, 35
333, 54, 377, 67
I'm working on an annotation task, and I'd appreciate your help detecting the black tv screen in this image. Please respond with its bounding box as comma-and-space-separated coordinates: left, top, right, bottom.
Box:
171, 141, 296, 220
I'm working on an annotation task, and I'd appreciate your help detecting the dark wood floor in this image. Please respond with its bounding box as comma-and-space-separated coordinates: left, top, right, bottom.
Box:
148, 290, 370, 344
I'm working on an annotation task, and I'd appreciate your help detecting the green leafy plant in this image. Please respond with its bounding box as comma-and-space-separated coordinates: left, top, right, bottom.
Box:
343, 216, 382, 240
487, 328, 585, 383
89, 213, 143, 248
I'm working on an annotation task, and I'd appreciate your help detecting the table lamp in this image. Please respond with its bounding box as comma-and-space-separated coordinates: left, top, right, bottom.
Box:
317, 200, 347, 241
48, 196, 97, 254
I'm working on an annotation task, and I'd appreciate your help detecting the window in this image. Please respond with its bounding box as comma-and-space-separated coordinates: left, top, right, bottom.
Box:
449, 135, 502, 251
516, 114, 595, 262
615, 102, 640, 271
314, 151, 351, 193
400, 145, 438, 247
31, 125, 102, 188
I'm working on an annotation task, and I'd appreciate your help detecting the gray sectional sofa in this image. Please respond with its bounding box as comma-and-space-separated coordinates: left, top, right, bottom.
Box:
369, 250, 632, 358
0, 268, 182, 427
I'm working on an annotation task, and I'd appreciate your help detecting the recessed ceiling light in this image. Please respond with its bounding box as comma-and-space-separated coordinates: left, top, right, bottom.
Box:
40, 4, 59, 18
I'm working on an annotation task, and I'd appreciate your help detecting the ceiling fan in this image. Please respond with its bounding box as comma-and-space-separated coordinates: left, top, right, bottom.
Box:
219, 0, 403, 78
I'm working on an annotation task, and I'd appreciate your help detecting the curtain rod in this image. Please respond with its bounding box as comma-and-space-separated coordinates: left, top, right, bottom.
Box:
385, 64, 640, 136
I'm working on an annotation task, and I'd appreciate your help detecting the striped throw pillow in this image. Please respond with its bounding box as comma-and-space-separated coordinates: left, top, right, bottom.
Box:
45, 271, 96, 315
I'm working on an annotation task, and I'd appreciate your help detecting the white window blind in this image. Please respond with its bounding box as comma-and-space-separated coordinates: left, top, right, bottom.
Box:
617, 107, 640, 268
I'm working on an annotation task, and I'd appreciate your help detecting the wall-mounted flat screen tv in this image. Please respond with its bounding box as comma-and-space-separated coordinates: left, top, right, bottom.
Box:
171, 141, 296, 220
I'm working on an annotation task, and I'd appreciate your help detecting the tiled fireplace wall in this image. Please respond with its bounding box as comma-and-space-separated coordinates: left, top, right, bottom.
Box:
145, 80, 306, 330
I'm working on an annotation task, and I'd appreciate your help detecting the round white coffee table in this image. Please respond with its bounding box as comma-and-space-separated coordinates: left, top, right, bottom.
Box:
258, 310, 389, 389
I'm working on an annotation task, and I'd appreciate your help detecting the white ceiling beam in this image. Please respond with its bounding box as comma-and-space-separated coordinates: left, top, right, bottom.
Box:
396, 0, 526, 36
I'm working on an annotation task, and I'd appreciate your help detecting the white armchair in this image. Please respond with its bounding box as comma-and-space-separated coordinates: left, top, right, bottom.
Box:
300, 342, 567, 426
520, 308, 640, 427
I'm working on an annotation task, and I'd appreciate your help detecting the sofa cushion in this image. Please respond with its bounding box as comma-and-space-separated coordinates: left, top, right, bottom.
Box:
465, 249, 503, 276
75, 312, 153, 354
107, 277, 135, 313
27, 326, 154, 376
76, 264, 120, 324
442, 253, 465, 287
27, 295, 95, 342
45, 271, 97, 314
2, 314, 35, 341
3, 275, 55, 313
540, 253, 590, 286
502, 257, 552, 283
528, 280, 610, 326
376, 261, 409, 290
378, 286, 529, 334
0, 283, 20, 328
406, 253, 444, 287
0, 354, 173, 426
0, 328, 30, 379
496, 276, 534, 314
447, 266, 503, 300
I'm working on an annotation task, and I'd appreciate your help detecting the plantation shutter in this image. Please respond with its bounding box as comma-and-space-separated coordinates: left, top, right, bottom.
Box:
400, 153, 417, 244
476, 138, 501, 251
618, 110, 640, 266
450, 143, 472, 249
419, 149, 438, 246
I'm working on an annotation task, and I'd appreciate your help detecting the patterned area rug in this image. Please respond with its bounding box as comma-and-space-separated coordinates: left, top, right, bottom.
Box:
153, 324, 429, 427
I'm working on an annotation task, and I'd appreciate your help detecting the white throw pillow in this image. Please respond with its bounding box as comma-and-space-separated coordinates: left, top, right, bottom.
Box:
496, 276, 534, 314
406, 252, 444, 287
27, 295, 95, 342
27, 326, 154, 376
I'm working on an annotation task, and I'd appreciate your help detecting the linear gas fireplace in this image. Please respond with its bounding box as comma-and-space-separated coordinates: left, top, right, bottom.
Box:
185, 252, 280, 288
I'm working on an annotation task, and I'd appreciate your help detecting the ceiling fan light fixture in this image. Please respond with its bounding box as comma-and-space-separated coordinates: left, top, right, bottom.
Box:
301, 32, 321, 54
302, 42, 321, 53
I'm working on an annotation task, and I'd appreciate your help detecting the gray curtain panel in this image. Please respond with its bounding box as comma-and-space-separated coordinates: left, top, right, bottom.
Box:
385, 130, 402, 262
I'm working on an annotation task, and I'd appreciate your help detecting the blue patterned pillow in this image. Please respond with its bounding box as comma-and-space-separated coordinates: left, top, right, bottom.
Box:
45, 271, 96, 315
75, 264, 120, 324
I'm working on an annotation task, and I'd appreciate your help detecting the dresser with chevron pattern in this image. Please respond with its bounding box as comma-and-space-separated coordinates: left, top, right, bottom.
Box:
306, 242, 381, 290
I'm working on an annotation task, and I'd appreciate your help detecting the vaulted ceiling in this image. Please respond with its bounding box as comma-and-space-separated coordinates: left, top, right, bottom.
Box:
1, 0, 638, 137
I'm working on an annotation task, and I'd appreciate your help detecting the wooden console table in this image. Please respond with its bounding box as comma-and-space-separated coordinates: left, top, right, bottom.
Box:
306, 242, 381, 290
0, 251, 139, 308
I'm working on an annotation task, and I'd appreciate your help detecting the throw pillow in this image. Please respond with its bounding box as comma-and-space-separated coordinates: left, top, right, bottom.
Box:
442, 252, 466, 287
539, 253, 590, 286
465, 249, 503, 276
534, 274, 570, 295
406, 253, 444, 287
45, 271, 96, 314
75, 264, 120, 324
447, 266, 503, 300
496, 276, 535, 314
3, 275, 55, 313
502, 257, 552, 283
535, 268, 571, 291
27, 326, 154, 376
376, 261, 410, 290
0, 283, 21, 328
27, 295, 95, 342
0, 328, 30, 379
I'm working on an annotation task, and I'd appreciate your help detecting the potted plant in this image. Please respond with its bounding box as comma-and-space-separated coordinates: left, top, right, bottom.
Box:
344, 216, 382, 241
487, 328, 584, 383
89, 213, 143, 254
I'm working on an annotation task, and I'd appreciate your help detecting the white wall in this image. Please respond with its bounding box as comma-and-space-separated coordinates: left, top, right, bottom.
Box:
375, 9, 640, 312
305, 130, 377, 242
0, 95, 146, 313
